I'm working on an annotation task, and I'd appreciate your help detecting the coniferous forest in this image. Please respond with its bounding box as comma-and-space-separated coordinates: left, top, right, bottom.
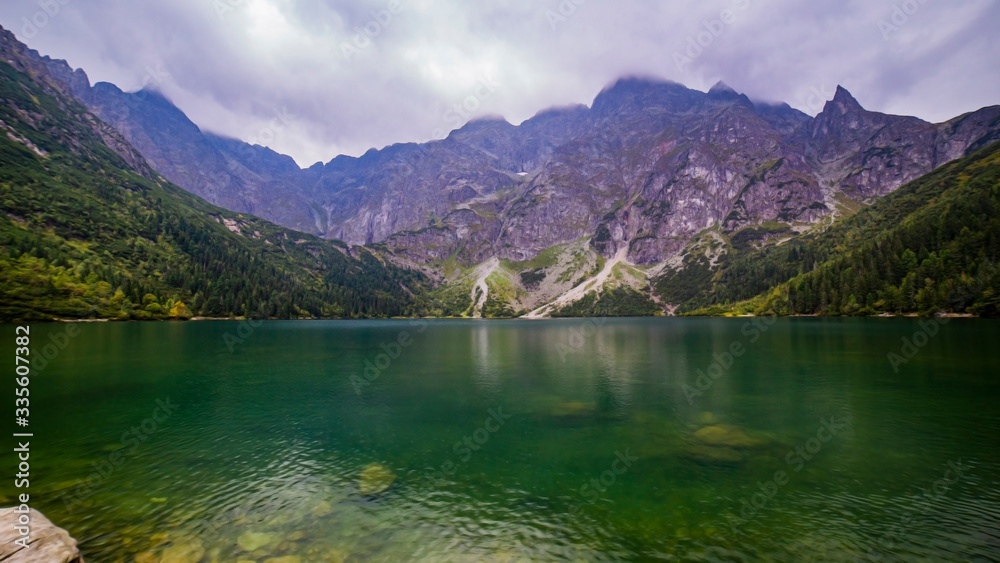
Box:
0, 61, 427, 321
669, 141, 1000, 317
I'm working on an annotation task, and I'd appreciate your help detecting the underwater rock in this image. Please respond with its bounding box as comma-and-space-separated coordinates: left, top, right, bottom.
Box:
550, 401, 595, 417
149, 532, 170, 546
359, 463, 397, 495
238, 531, 274, 552
694, 411, 718, 425
320, 549, 350, 562
159, 539, 205, 563
263, 556, 301, 563
681, 444, 744, 464
310, 501, 332, 517
264, 513, 292, 528
692, 425, 765, 448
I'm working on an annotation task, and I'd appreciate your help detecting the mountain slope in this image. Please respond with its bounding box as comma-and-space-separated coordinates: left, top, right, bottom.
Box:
0, 46, 426, 321
47, 58, 1000, 267
675, 140, 1000, 317
7, 24, 1000, 317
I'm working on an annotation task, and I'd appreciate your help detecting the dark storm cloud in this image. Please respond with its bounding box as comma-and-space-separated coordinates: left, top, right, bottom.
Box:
2, 0, 998, 166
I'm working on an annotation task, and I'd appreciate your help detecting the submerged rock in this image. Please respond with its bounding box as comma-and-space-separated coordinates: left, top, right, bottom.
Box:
0, 507, 83, 562
550, 401, 595, 417
694, 411, 718, 425
263, 556, 301, 563
238, 531, 274, 552
322, 549, 350, 562
159, 539, 205, 563
310, 501, 332, 517
692, 425, 765, 448
359, 463, 397, 495
149, 532, 170, 546
681, 444, 744, 464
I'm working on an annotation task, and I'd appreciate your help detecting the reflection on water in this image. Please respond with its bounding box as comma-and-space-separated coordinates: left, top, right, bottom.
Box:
1, 318, 999, 561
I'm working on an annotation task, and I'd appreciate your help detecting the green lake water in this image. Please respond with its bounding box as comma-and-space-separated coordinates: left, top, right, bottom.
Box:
1, 318, 999, 562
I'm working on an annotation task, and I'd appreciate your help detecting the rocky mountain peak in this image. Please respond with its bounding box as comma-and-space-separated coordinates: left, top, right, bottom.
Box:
708, 80, 737, 95
826, 85, 864, 115
529, 104, 590, 121
448, 114, 515, 138
805, 85, 870, 141
591, 76, 698, 118
706, 80, 754, 111
38, 55, 92, 98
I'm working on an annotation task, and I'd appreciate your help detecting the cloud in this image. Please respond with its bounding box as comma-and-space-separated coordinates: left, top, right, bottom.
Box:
2, 0, 998, 166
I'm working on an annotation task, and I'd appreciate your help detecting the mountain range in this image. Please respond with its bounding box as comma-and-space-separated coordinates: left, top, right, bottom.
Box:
0, 25, 426, 321
2, 23, 999, 319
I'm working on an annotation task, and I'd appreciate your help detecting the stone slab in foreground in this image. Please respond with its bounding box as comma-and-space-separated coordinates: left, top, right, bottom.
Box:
0, 508, 83, 563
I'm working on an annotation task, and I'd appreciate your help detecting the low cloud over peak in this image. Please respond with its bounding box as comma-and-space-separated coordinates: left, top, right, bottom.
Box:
2, 0, 998, 167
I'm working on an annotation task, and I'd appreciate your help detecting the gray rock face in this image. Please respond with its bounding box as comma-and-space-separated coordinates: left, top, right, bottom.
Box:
0, 26, 153, 178
16, 26, 1000, 269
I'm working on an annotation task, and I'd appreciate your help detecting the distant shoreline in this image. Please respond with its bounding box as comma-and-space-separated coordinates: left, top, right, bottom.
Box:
0, 312, 979, 324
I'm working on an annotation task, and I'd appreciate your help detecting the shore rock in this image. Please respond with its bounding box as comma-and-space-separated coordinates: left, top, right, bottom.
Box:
0, 508, 83, 562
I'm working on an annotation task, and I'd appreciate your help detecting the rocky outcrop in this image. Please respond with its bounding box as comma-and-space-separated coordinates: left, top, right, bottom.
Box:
0, 508, 83, 562
0, 26, 154, 178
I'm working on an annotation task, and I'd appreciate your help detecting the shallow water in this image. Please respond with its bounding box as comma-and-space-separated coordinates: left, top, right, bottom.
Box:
2, 318, 999, 561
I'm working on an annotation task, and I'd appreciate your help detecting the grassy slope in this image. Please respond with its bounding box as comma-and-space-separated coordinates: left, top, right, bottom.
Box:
678, 141, 1000, 317
0, 61, 428, 321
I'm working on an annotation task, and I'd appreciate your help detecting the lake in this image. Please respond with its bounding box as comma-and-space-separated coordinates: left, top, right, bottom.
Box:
2, 318, 999, 561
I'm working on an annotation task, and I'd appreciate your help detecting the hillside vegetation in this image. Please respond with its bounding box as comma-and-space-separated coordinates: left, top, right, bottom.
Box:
0, 61, 427, 321
671, 140, 1000, 317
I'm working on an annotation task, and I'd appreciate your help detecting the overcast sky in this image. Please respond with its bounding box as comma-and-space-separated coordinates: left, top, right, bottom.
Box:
2, 0, 999, 166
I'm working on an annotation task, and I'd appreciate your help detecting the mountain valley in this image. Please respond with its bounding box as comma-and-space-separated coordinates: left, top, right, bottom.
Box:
3, 23, 999, 319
